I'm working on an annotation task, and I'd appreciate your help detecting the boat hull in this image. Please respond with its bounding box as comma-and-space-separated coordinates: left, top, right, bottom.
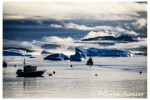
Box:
17, 70, 46, 77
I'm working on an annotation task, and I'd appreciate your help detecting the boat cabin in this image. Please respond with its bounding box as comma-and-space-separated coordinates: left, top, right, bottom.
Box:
24, 65, 37, 72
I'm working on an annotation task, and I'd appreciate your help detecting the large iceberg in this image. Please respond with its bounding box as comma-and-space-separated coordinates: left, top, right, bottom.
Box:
78, 47, 133, 57
70, 47, 86, 61
3, 49, 32, 56
44, 53, 70, 61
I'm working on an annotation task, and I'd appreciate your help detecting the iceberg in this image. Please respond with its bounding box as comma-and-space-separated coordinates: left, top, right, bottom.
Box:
44, 53, 70, 61
3, 49, 32, 56
79, 47, 133, 57
134, 52, 147, 56
41, 50, 52, 54
70, 47, 86, 61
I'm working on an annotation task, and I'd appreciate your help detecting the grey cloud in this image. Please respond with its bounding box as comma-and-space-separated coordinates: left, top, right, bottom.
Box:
3, 2, 147, 21
49, 23, 139, 37
3, 39, 41, 50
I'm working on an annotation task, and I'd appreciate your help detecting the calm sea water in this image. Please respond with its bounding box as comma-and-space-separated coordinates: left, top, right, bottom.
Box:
3, 56, 147, 98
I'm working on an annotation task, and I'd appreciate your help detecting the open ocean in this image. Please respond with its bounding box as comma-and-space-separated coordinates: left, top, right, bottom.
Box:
3, 56, 147, 98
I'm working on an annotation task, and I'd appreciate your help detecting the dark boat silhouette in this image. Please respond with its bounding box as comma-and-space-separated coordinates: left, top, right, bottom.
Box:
3, 58, 7, 67
86, 57, 93, 66
16, 58, 46, 77
29, 56, 36, 58
3, 61, 7, 67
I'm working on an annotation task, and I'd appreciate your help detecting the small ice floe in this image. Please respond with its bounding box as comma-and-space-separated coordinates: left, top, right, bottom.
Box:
30, 56, 36, 58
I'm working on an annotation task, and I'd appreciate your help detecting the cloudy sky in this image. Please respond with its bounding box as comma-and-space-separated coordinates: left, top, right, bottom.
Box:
3, 2, 147, 54
3, 2, 147, 20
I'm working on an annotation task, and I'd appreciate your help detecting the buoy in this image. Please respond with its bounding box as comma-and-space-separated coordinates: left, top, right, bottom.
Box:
49, 73, 52, 76
71, 65, 73, 67
139, 71, 142, 74
53, 71, 55, 74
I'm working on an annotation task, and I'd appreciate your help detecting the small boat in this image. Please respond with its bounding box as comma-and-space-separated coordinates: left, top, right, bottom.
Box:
16, 58, 46, 77
3, 61, 7, 67
86, 57, 93, 66
3, 58, 7, 67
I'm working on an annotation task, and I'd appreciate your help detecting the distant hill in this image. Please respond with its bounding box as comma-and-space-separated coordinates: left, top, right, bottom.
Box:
81, 35, 136, 42
41, 44, 60, 49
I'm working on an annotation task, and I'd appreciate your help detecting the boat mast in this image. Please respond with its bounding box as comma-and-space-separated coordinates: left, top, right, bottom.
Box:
23, 58, 26, 67
4, 57, 6, 62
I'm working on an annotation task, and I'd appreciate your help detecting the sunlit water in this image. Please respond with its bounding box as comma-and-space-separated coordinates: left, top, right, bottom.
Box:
3, 56, 147, 98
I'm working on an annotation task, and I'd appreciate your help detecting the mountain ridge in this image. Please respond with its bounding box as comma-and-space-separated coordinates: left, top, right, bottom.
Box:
81, 35, 137, 42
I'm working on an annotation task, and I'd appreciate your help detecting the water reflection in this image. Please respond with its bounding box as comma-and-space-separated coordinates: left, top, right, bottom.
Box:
23, 78, 37, 90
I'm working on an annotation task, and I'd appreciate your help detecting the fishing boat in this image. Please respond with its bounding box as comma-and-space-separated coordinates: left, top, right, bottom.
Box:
16, 58, 46, 77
